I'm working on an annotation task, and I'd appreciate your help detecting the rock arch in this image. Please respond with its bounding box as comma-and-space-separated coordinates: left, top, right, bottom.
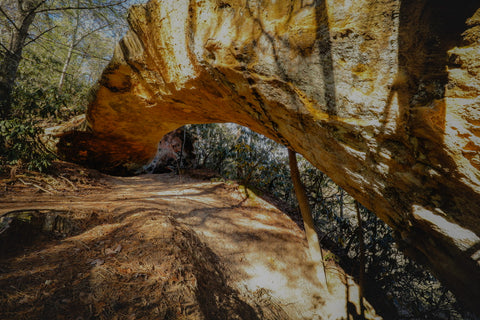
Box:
59, 0, 480, 313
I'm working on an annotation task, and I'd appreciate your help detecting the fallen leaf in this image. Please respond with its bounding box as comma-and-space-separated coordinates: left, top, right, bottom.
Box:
116, 267, 133, 274
90, 258, 104, 266
105, 244, 122, 255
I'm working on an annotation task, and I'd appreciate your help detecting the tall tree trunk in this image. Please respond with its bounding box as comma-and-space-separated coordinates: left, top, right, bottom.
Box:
355, 200, 366, 318
0, 1, 39, 120
58, 1, 80, 91
57, 36, 75, 91
288, 149, 328, 288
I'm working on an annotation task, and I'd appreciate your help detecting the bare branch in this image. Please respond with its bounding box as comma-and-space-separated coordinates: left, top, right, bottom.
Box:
18, 178, 54, 194
33, 0, 48, 12
29, 32, 111, 62
23, 0, 48, 19
0, 40, 12, 54
74, 22, 111, 46
0, 4, 19, 31
19, 0, 48, 32
23, 25, 56, 47
36, 0, 128, 13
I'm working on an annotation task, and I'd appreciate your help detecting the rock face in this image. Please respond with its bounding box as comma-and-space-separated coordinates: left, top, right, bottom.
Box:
60, 0, 480, 312
143, 127, 195, 173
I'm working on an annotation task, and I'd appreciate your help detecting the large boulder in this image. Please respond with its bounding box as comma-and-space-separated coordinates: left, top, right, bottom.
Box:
60, 0, 480, 312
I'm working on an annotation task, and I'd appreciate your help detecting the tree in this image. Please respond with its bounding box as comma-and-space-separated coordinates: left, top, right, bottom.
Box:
0, 0, 134, 172
288, 148, 328, 288
355, 200, 366, 318
0, 0, 41, 119
0, 0, 129, 120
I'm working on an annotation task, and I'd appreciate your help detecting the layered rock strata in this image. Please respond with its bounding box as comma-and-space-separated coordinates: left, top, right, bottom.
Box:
59, 0, 480, 312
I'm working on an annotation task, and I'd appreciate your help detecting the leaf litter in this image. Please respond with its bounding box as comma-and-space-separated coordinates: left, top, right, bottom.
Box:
0, 162, 381, 320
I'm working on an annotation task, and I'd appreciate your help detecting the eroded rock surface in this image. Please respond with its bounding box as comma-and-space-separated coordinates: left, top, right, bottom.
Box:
59, 0, 480, 312
143, 127, 195, 173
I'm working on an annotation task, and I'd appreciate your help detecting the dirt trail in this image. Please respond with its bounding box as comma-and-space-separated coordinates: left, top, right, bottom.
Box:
0, 171, 380, 319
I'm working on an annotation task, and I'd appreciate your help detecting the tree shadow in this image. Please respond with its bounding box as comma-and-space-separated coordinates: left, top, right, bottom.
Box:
314, 0, 337, 115
0, 209, 110, 260
0, 208, 265, 320
244, 0, 337, 116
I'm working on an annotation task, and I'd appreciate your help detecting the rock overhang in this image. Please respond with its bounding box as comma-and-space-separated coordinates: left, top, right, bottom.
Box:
58, 0, 480, 313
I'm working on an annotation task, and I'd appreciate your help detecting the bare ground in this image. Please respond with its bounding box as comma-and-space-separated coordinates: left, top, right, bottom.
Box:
0, 162, 381, 319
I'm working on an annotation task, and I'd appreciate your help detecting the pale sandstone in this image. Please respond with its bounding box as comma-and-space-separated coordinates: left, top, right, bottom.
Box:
59, 0, 480, 312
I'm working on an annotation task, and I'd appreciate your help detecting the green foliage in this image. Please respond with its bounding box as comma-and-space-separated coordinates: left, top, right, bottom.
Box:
0, 68, 85, 172
192, 123, 295, 202
0, 118, 54, 172
13, 85, 65, 119
14, 57, 88, 119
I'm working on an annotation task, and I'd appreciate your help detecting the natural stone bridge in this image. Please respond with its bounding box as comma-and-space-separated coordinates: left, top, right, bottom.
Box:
59, 0, 480, 313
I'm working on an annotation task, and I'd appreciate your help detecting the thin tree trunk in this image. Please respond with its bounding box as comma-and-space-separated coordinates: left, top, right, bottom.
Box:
339, 187, 344, 218
58, 1, 80, 91
0, 2, 39, 119
57, 36, 75, 91
355, 200, 366, 318
288, 149, 328, 288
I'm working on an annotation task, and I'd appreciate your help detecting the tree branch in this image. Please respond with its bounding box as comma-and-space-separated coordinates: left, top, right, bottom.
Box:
74, 22, 111, 46
35, 35, 111, 61
0, 4, 19, 31
23, 0, 48, 20
36, 0, 128, 13
15, 0, 49, 41
0, 41, 12, 54
24, 25, 56, 47
18, 178, 54, 194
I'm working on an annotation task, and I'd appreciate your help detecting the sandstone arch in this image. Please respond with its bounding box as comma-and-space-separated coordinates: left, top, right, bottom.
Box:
59, 0, 480, 312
